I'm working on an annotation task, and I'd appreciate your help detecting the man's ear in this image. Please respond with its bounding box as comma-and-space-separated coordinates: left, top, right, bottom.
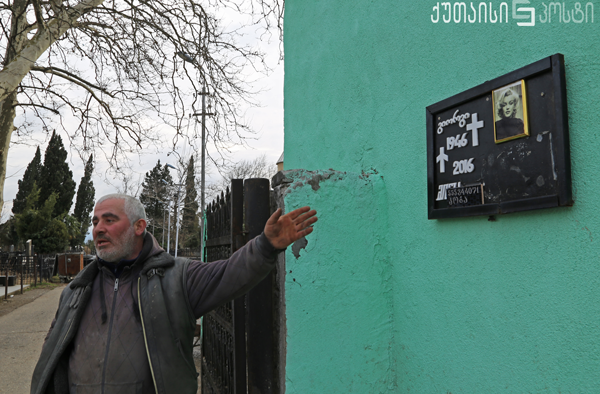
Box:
134, 219, 147, 236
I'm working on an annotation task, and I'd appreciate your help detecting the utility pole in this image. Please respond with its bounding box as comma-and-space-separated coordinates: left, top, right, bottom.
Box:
167, 200, 172, 254
162, 179, 172, 254
176, 51, 214, 258
173, 183, 183, 257
162, 202, 166, 249
195, 83, 213, 257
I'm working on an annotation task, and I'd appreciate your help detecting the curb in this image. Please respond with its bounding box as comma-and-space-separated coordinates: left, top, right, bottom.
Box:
0, 285, 30, 301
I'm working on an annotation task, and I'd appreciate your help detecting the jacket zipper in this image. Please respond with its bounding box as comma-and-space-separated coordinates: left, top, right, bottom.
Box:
101, 278, 119, 394
61, 318, 75, 347
138, 276, 159, 393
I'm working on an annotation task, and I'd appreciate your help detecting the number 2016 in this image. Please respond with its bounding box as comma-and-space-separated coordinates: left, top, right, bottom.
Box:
452, 158, 474, 175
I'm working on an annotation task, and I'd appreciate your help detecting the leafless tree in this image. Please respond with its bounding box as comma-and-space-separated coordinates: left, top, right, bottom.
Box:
206, 153, 276, 202
114, 173, 142, 197
0, 0, 284, 209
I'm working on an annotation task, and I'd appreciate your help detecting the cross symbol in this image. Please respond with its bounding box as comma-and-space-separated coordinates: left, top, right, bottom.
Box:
436, 147, 448, 173
466, 113, 484, 146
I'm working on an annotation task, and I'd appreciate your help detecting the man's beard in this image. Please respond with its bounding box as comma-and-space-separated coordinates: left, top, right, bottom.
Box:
95, 226, 137, 262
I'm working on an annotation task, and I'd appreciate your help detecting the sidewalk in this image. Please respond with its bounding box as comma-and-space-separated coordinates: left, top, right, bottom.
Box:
0, 286, 62, 394
0, 284, 30, 301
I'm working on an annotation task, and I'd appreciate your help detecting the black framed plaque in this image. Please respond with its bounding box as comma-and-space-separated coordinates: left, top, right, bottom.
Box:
427, 54, 572, 219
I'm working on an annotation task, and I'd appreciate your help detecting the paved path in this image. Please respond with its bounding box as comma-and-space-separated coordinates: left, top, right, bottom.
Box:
0, 287, 62, 394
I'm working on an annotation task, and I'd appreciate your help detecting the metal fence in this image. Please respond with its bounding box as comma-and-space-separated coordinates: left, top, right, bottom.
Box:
0, 252, 56, 294
201, 180, 242, 394
201, 178, 278, 394
169, 248, 203, 259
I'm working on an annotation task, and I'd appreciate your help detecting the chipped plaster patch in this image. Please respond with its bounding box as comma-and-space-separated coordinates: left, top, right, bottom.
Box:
292, 237, 308, 259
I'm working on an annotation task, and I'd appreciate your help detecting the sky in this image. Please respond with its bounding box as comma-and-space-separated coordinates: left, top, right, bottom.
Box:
1, 11, 284, 223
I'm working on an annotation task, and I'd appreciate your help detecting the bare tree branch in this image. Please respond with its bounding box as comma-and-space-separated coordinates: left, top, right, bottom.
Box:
13, 102, 60, 114
30, 0, 47, 32
0, 0, 284, 210
31, 65, 112, 95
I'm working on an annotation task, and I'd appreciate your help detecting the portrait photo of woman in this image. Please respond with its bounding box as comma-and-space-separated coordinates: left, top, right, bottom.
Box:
493, 80, 529, 143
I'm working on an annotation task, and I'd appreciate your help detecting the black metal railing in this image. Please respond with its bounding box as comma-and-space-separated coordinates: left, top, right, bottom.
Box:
202, 180, 243, 394
201, 178, 277, 394
0, 253, 56, 297
171, 247, 203, 259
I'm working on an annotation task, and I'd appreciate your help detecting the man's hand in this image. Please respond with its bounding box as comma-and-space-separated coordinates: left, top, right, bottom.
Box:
264, 207, 318, 250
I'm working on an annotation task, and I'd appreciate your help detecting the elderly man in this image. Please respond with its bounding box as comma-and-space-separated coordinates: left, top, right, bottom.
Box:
31, 194, 317, 394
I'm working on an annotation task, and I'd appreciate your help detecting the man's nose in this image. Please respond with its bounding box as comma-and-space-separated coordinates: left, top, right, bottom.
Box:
93, 222, 105, 238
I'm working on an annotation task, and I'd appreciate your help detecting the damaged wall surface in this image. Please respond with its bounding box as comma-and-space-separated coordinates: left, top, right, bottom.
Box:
275, 170, 394, 393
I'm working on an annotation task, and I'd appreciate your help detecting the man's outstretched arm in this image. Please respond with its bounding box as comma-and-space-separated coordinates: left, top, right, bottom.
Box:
186, 206, 318, 318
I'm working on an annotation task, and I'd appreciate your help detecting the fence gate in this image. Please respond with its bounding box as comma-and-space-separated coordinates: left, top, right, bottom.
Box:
202, 178, 279, 394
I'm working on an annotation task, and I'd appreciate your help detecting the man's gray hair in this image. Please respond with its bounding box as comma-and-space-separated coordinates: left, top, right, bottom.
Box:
96, 194, 147, 225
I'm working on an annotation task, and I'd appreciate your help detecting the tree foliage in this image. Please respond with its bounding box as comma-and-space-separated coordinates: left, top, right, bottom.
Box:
139, 160, 173, 245
8, 139, 88, 251
14, 184, 70, 253
182, 156, 199, 247
37, 216, 70, 253
73, 154, 95, 243
38, 131, 76, 216
0, 0, 284, 210
12, 146, 42, 215
62, 213, 83, 249
0, 216, 18, 248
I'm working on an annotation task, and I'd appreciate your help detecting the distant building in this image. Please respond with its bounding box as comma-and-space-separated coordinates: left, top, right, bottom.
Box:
276, 152, 284, 172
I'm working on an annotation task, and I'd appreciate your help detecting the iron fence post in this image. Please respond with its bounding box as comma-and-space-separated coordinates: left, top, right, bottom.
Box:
230, 179, 246, 394
20, 255, 23, 294
244, 179, 276, 394
4, 255, 8, 300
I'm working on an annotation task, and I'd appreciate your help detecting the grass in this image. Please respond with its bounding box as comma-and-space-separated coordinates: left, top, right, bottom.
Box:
24, 281, 62, 292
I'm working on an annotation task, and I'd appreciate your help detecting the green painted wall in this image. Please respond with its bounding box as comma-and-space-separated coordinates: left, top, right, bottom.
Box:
282, 170, 394, 392
283, 1, 600, 392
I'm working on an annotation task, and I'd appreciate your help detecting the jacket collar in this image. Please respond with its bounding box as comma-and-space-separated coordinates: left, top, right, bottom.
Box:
70, 233, 173, 289
70, 259, 100, 289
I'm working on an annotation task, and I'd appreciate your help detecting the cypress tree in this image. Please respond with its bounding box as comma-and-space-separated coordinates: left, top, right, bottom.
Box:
73, 155, 95, 242
12, 146, 42, 215
38, 131, 76, 217
182, 157, 199, 247
139, 160, 173, 243
15, 185, 69, 253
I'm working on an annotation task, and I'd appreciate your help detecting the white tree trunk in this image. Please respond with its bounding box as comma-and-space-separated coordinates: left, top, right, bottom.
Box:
0, 0, 106, 103
0, 93, 17, 213
0, 0, 106, 212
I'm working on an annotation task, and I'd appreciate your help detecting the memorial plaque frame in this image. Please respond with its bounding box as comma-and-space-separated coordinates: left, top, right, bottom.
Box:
427, 54, 572, 219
